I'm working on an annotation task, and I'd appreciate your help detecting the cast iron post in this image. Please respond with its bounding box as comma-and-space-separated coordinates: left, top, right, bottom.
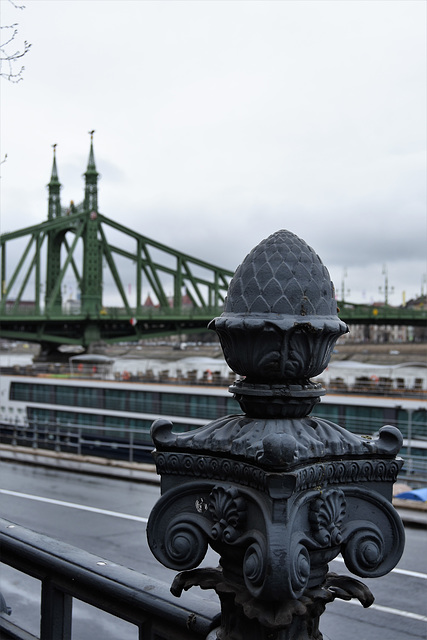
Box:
147, 230, 405, 640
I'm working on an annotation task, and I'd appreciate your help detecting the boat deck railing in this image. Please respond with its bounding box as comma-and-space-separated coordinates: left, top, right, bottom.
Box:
1, 365, 426, 398
2, 421, 426, 485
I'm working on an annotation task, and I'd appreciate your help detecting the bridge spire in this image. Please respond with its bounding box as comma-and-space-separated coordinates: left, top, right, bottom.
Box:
47, 143, 62, 220
81, 131, 103, 316
84, 130, 99, 212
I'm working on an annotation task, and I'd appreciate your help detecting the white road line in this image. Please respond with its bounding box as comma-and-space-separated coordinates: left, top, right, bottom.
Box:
331, 555, 427, 581
0, 489, 148, 523
339, 598, 427, 622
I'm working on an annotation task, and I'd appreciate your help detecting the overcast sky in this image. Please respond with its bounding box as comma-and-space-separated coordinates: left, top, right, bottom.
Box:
1, 0, 426, 307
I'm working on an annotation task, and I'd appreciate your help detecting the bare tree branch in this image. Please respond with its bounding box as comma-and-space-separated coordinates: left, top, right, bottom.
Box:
0, 0, 31, 82
8, 0, 27, 10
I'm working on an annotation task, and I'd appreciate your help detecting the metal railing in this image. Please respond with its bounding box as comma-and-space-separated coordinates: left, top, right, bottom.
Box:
2, 419, 426, 483
0, 518, 220, 640
1, 422, 153, 463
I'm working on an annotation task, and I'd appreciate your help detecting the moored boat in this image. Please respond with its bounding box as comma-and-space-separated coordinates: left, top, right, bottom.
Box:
1, 357, 425, 482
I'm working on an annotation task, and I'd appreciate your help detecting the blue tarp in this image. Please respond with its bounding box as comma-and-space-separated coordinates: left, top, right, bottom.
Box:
395, 487, 427, 502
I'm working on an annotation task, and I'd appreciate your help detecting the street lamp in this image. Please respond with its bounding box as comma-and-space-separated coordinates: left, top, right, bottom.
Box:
379, 264, 394, 306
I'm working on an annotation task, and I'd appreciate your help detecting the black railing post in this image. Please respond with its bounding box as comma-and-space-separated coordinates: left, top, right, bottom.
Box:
77, 426, 82, 456
40, 578, 72, 640
147, 230, 405, 640
129, 427, 134, 463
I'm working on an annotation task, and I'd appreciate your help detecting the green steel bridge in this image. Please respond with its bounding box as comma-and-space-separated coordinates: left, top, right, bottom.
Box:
1, 136, 425, 357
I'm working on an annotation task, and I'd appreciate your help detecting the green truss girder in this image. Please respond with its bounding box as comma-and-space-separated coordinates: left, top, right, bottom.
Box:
98, 214, 231, 310
1, 210, 426, 351
62, 236, 82, 287
0, 210, 234, 348
45, 220, 86, 314
98, 224, 132, 314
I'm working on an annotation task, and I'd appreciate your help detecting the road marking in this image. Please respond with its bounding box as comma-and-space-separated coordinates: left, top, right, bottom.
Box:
0, 489, 148, 523
340, 598, 427, 622
331, 555, 427, 581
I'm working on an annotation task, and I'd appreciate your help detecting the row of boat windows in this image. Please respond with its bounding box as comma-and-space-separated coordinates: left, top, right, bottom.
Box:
22, 406, 427, 456
11, 382, 240, 421
11, 382, 426, 440
312, 404, 426, 439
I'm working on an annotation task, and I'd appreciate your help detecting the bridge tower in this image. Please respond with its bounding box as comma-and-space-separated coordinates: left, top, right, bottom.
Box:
44, 133, 103, 321
45, 145, 63, 313
80, 131, 103, 316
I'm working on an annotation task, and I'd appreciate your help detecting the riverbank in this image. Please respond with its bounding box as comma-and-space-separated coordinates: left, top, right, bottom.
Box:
1, 339, 426, 366
94, 340, 427, 366
330, 341, 427, 365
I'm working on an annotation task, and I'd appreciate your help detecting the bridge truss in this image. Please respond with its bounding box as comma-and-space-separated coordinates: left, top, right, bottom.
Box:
1, 138, 425, 355
0, 211, 233, 353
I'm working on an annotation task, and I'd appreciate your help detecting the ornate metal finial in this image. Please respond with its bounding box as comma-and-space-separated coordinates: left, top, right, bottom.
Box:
210, 229, 348, 419
147, 229, 405, 640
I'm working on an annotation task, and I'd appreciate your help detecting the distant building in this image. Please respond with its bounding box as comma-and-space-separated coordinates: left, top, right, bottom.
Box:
405, 295, 427, 341
341, 323, 409, 343
405, 294, 427, 311
143, 294, 156, 307
143, 292, 194, 309
63, 299, 81, 315
5, 300, 35, 313
340, 298, 427, 343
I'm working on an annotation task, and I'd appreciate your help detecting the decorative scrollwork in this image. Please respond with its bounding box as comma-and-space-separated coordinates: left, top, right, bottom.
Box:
294, 458, 402, 491
153, 452, 268, 491
309, 489, 346, 546
164, 519, 208, 569
342, 526, 385, 576
208, 486, 246, 542
170, 566, 375, 633
285, 328, 311, 378
243, 541, 267, 592
147, 481, 214, 571
341, 487, 405, 578
289, 542, 311, 598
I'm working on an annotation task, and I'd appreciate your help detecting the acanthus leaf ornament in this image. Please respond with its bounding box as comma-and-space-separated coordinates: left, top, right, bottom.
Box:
309, 489, 347, 547
209, 486, 246, 543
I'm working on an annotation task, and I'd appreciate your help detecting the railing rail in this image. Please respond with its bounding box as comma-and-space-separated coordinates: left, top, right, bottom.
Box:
2, 419, 426, 483
0, 518, 220, 640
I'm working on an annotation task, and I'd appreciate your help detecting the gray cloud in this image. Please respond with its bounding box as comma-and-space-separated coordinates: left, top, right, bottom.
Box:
1, 0, 425, 307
